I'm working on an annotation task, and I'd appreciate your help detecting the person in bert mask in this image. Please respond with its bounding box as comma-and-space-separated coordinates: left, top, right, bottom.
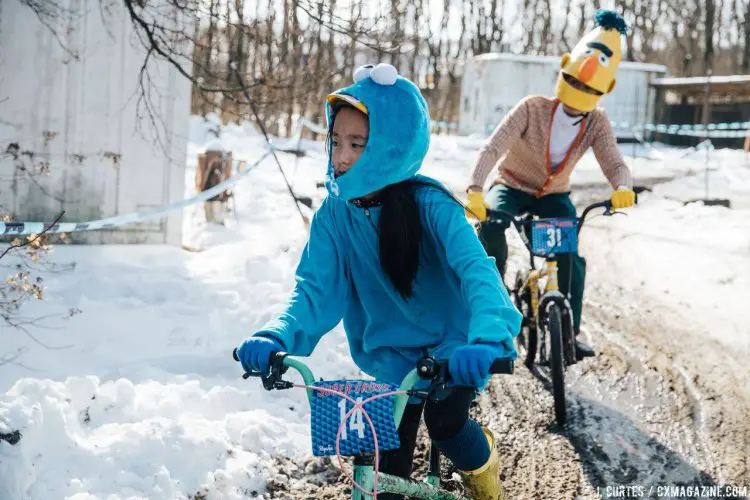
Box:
464, 10, 635, 360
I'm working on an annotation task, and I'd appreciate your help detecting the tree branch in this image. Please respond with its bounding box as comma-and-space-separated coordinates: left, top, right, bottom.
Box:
0, 211, 64, 261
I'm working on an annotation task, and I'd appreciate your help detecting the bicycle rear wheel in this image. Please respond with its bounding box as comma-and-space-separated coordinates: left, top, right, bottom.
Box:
546, 303, 566, 426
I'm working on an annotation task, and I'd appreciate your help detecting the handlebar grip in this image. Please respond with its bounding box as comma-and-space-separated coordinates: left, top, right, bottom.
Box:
489, 358, 514, 375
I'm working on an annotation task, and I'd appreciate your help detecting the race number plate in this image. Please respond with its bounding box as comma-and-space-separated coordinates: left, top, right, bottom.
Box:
310, 380, 401, 457
531, 218, 578, 256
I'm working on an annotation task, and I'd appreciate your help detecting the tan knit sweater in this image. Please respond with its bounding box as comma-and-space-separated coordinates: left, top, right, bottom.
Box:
469, 96, 632, 196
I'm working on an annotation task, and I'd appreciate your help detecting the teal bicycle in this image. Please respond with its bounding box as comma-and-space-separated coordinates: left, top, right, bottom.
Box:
233, 348, 514, 499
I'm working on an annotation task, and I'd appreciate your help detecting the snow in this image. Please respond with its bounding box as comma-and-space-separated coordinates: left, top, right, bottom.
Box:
581, 197, 750, 351
651, 151, 750, 209
2, 116, 749, 499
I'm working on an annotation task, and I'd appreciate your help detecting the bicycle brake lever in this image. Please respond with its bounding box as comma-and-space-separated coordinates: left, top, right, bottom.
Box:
405, 379, 445, 401
238, 368, 291, 390
602, 207, 628, 217
239, 371, 280, 389
422, 361, 455, 401
263, 376, 293, 391
243, 372, 292, 390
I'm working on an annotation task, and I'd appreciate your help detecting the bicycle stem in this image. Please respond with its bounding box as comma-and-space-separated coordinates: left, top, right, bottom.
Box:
392, 370, 423, 425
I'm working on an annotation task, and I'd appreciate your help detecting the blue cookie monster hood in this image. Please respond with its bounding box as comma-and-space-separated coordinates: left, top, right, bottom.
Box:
324, 65, 431, 201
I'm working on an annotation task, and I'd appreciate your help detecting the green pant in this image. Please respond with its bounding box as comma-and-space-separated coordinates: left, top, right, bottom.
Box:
478, 184, 586, 332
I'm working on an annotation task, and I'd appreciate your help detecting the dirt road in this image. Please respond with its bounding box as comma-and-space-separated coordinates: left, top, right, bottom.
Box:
262, 188, 750, 500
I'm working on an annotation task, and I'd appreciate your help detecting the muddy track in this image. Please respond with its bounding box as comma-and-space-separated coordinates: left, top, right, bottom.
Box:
263, 293, 747, 499
259, 190, 749, 500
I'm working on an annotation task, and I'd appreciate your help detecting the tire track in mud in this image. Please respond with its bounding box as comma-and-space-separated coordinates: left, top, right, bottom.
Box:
579, 200, 750, 491
479, 363, 590, 499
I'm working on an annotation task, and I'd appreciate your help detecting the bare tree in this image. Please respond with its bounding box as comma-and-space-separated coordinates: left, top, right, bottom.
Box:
18, 0, 750, 141
540, 0, 554, 54
389, 0, 403, 66
0, 202, 78, 367
559, 0, 574, 52
576, 0, 588, 40
705, 0, 716, 74
617, 0, 636, 61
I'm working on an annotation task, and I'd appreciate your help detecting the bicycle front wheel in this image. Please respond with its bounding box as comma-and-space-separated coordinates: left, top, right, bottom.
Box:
546, 303, 566, 426
511, 272, 537, 369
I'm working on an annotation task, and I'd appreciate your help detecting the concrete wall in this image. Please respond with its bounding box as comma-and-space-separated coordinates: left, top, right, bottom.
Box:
0, 0, 191, 244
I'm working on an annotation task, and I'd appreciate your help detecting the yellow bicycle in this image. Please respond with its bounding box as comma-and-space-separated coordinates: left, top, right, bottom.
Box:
487, 198, 621, 425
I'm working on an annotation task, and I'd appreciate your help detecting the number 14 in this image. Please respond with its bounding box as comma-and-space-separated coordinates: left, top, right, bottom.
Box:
338, 397, 366, 440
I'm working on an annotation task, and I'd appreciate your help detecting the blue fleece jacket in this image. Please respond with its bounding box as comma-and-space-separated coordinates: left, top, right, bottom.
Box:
255, 65, 522, 385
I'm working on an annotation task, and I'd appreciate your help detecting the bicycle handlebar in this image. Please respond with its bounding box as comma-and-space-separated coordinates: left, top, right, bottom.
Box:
485, 197, 627, 255
232, 347, 514, 395
485, 186, 645, 233
577, 200, 611, 233
486, 199, 613, 231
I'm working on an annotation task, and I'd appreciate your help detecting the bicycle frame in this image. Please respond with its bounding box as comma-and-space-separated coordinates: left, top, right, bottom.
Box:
483, 196, 638, 424
253, 355, 473, 500
518, 258, 559, 298
487, 200, 614, 362
514, 259, 570, 378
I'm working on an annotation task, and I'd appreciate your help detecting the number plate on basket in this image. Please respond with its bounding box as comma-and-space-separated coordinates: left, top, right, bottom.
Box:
310, 379, 401, 457
531, 218, 578, 255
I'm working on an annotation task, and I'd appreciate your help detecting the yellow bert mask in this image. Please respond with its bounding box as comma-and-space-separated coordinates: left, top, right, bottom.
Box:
554, 10, 629, 112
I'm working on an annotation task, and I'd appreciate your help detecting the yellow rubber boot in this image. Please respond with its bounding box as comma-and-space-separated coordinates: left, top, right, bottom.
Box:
458, 427, 507, 500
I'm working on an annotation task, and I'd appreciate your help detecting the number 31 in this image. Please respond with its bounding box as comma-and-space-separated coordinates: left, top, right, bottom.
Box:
547, 227, 562, 248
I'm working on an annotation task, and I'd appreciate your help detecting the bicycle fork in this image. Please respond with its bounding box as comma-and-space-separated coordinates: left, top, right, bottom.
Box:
523, 271, 542, 330
522, 260, 560, 365
351, 455, 470, 500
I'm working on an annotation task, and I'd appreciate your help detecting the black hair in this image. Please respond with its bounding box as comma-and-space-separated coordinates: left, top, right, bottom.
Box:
378, 180, 420, 299
327, 104, 468, 300
379, 178, 470, 300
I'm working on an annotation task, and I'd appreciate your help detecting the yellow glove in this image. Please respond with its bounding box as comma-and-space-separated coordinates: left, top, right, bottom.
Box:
610, 188, 635, 210
465, 190, 488, 221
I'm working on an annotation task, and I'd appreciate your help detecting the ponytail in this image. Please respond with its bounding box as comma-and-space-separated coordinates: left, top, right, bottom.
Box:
378, 181, 421, 299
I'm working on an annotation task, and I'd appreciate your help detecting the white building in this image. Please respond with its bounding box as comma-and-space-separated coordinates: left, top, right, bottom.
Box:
459, 53, 668, 139
0, 0, 192, 244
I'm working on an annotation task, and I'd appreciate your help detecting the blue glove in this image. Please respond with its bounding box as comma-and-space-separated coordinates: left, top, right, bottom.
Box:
449, 344, 503, 388
236, 336, 284, 375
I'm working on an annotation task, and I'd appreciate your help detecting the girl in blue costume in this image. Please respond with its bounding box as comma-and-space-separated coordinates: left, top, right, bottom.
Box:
236, 63, 521, 499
